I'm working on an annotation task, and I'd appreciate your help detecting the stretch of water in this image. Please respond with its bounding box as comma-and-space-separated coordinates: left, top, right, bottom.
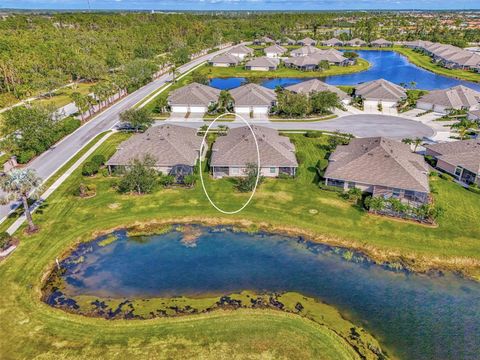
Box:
208, 50, 480, 91
60, 226, 480, 360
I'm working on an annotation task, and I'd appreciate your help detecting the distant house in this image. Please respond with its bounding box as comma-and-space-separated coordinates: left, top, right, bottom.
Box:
468, 109, 480, 122
324, 137, 430, 205
311, 49, 351, 66
227, 45, 254, 60
354, 79, 406, 112
167, 82, 220, 114
264, 44, 288, 58
253, 36, 275, 45
284, 55, 320, 71
106, 124, 204, 178
345, 38, 367, 47
283, 37, 296, 46
209, 53, 241, 67
425, 140, 480, 186
210, 125, 298, 178
416, 85, 480, 114
322, 38, 344, 47
297, 37, 317, 46
230, 83, 277, 117
370, 38, 393, 48
245, 57, 280, 71
290, 45, 320, 57
285, 79, 351, 105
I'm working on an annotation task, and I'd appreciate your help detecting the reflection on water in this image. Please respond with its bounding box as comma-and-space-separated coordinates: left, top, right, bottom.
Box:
208, 50, 480, 91
61, 226, 480, 360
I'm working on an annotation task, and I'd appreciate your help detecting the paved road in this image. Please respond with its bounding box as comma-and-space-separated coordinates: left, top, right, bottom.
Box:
0, 45, 238, 220
167, 114, 436, 140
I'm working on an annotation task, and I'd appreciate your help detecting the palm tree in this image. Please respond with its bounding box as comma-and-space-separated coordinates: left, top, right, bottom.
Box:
0, 169, 43, 232
218, 90, 234, 112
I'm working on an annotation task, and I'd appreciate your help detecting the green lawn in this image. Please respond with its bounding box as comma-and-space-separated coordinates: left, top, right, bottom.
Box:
198, 58, 370, 79
35, 82, 94, 109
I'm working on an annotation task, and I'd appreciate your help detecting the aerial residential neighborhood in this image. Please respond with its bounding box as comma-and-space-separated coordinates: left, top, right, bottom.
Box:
0, 4, 480, 360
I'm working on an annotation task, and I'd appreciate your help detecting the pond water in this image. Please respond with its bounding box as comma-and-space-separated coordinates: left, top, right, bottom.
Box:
208, 50, 480, 91
58, 226, 480, 360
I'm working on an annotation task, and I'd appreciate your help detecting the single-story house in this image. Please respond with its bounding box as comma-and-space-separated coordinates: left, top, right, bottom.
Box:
324, 137, 430, 205
167, 82, 220, 114
245, 56, 280, 71
230, 83, 277, 117
264, 44, 288, 58
209, 53, 241, 67
370, 38, 393, 48
254, 36, 276, 45
290, 45, 320, 57
210, 125, 298, 178
283, 37, 296, 46
425, 139, 480, 186
284, 55, 319, 71
285, 79, 351, 105
345, 38, 366, 47
322, 38, 344, 47
106, 124, 205, 179
297, 37, 317, 46
416, 85, 480, 114
227, 44, 254, 60
354, 79, 407, 112
311, 49, 351, 66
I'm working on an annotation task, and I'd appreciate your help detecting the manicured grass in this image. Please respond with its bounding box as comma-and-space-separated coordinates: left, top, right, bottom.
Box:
393, 47, 480, 83
35, 82, 94, 109
198, 59, 370, 79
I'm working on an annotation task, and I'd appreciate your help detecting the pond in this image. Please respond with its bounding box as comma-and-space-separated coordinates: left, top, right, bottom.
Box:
54, 225, 480, 360
208, 50, 480, 91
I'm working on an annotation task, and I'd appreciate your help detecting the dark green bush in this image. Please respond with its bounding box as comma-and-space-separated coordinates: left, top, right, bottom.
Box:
17, 150, 37, 164
305, 130, 322, 138
0, 232, 13, 250
82, 162, 99, 176
438, 172, 454, 181
91, 154, 106, 167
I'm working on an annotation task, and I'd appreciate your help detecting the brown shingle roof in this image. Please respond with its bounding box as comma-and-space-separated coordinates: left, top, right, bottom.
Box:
325, 137, 430, 192
106, 125, 202, 167
168, 82, 220, 106
211, 126, 298, 167
425, 139, 480, 174
230, 83, 277, 106
355, 79, 406, 101
285, 79, 350, 101
418, 85, 480, 110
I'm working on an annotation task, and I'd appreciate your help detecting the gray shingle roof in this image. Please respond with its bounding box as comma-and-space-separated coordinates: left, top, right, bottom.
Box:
311, 49, 348, 63
245, 56, 280, 68
418, 85, 480, 110
345, 38, 366, 46
285, 79, 350, 100
284, 55, 319, 68
322, 38, 344, 46
211, 126, 298, 167
355, 79, 407, 101
168, 82, 220, 106
228, 44, 254, 55
106, 125, 202, 167
264, 44, 287, 55
290, 45, 320, 57
210, 53, 241, 65
230, 83, 277, 106
425, 139, 480, 174
298, 37, 316, 45
325, 137, 430, 192
370, 38, 393, 46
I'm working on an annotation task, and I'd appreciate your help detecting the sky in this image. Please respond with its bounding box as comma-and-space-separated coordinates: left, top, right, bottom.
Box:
1, 0, 480, 11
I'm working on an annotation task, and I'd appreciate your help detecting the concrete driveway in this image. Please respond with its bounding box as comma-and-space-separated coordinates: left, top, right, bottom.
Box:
167, 114, 435, 140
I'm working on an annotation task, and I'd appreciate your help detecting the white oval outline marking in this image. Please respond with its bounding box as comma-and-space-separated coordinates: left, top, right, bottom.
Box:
198, 112, 261, 214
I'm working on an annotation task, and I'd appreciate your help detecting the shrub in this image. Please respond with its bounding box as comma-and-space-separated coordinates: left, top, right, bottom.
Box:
17, 150, 36, 164
183, 174, 196, 187
296, 152, 306, 165
91, 154, 106, 167
468, 184, 480, 195
159, 175, 175, 187
305, 130, 322, 138
82, 162, 99, 176
0, 232, 12, 251
74, 183, 97, 198
424, 155, 437, 167
438, 172, 454, 181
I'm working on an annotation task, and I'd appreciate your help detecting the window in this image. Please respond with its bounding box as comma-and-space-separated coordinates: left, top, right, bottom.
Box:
270, 167, 276, 174
348, 182, 356, 189
455, 166, 463, 177
231, 167, 239, 175
392, 188, 401, 198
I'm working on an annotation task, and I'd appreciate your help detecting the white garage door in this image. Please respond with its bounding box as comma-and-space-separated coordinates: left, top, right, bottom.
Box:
381, 101, 398, 115
235, 106, 250, 114
189, 106, 206, 113
363, 100, 378, 113
253, 106, 269, 114
171, 106, 188, 113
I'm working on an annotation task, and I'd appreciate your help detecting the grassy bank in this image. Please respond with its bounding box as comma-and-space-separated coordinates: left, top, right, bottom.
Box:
393, 47, 480, 83
198, 58, 370, 79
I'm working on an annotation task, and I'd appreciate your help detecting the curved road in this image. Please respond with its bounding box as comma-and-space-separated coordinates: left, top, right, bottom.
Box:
0, 45, 240, 221
169, 114, 436, 140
